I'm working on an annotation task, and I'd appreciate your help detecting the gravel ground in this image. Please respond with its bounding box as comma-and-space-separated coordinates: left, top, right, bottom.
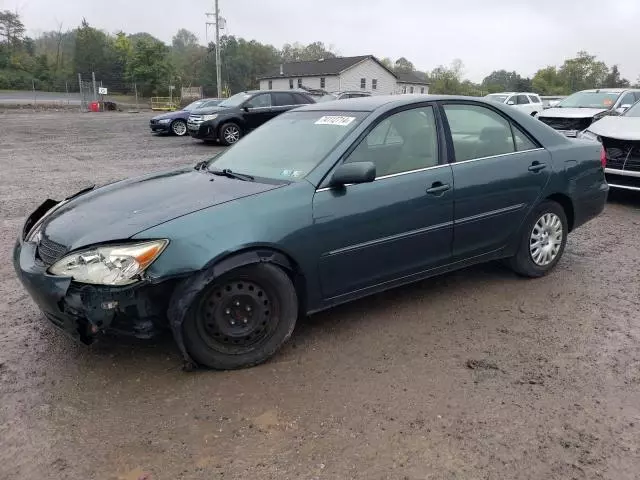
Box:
0, 111, 639, 480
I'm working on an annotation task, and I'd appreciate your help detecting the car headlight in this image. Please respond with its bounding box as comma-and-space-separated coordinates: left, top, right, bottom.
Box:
576, 129, 600, 142
158, 118, 172, 124
49, 240, 168, 286
203, 114, 218, 121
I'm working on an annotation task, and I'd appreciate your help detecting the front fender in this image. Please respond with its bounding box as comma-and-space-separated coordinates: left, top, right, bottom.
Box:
166, 248, 296, 369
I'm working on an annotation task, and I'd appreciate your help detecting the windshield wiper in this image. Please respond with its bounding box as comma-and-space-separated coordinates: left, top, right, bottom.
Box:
210, 168, 255, 182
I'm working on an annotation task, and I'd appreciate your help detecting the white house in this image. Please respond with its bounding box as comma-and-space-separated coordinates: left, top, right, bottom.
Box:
395, 71, 430, 95
258, 55, 429, 96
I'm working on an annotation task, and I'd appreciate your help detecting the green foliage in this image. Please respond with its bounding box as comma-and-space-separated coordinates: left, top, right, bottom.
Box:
281, 41, 335, 62
128, 36, 172, 96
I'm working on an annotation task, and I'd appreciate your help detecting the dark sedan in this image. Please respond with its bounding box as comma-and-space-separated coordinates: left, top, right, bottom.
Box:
150, 98, 222, 136
14, 95, 608, 370
187, 90, 315, 145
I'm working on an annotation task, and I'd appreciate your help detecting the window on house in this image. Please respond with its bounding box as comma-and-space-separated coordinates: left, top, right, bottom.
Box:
421, 87, 425, 94
410, 87, 414, 94
289, 78, 293, 89
361, 78, 366, 89
402, 86, 407, 94
268, 80, 273, 90
372, 79, 377, 90
297, 78, 303, 88
320, 77, 326, 89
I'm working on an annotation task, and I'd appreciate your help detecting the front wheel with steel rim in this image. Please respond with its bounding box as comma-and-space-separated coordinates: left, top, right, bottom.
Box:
171, 119, 187, 136
183, 263, 298, 370
219, 122, 242, 146
508, 200, 568, 278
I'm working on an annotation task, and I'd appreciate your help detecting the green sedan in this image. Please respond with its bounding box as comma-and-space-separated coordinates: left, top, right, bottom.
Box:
14, 95, 609, 370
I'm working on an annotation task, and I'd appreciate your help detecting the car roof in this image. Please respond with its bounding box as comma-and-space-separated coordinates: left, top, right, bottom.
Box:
243, 89, 312, 95
488, 92, 539, 96
296, 94, 500, 112
579, 88, 639, 93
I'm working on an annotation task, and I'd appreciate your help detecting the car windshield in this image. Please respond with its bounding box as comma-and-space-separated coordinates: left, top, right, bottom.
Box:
208, 110, 367, 181
623, 101, 640, 117
219, 92, 252, 108
183, 100, 206, 111
485, 94, 509, 103
557, 91, 620, 109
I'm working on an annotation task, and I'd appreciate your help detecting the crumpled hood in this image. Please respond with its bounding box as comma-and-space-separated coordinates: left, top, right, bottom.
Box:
587, 116, 640, 141
41, 169, 280, 250
538, 107, 608, 119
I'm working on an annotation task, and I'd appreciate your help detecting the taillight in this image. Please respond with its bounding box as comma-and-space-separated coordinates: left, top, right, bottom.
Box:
600, 147, 607, 168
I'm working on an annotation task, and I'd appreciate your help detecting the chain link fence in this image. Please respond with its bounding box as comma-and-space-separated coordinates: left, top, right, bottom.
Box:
0, 73, 214, 111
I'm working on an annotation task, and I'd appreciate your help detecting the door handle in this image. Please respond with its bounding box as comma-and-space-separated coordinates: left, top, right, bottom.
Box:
528, 162, 547, 172
426, 182, 451, 195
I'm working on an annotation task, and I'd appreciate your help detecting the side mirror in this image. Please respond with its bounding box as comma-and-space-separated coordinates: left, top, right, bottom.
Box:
243, 105, 250, 112
330, 162, 376, 187
617, 104, 631, 113
506, 100, 515, 106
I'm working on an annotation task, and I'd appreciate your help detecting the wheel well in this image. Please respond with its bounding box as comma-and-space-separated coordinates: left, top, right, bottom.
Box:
546, 193, 575, 231
209, 248, 307, 314
218, 119, 243, 133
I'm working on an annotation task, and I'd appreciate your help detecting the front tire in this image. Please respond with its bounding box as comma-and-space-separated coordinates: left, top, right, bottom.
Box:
508, 200, 568, 278
171, 119, 188, 136
183, 264, 298, 370
219, 122, 242, 146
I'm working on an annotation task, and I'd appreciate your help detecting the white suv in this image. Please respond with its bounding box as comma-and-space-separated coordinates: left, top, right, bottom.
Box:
484, 92, 544, 116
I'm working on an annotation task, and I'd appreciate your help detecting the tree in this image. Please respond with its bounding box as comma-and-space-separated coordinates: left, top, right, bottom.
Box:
74, 19, 114, 75
380, 57, 393, 69
532, 66, 566, 95
172, 29, 199, 52
281, 41, 335, 62
0, 10, 26, 49
604, 65, 630, 88
559, 51, 608, 92
128, 35, 173, 95
394, 57, 414, 73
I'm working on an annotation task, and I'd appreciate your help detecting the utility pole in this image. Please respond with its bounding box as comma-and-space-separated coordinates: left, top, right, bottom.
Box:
215, 0, 221, 98
206, 1, 225, 98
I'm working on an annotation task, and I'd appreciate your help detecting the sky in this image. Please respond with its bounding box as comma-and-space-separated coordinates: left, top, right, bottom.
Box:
6, 0, 640, 83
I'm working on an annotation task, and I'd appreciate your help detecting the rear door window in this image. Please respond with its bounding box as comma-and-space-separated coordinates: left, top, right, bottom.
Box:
293, 93, 313, 104
516, 95, 530, 105
273, 92, 295, 106
443, 103, 516, 161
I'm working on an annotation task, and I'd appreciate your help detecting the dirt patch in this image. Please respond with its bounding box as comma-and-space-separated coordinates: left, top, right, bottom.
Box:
1, 112, 639, 479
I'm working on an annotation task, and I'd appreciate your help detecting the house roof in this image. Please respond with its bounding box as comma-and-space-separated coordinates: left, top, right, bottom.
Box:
259, 55, 396, 80
395, 71, 430, 85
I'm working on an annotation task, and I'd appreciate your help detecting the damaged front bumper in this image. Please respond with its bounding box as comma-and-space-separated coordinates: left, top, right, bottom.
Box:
13, 227, 176, 346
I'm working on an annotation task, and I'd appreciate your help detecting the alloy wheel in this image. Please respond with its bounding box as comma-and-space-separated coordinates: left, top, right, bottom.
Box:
223, 125, 241, 144
172, 120, 187, 136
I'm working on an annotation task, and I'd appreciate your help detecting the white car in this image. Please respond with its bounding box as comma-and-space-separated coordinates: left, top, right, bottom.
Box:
535, 88, 640, 138
484, 92, 544, 116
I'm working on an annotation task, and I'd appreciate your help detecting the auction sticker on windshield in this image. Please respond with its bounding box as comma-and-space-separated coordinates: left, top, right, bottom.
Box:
315, 116, 356, 126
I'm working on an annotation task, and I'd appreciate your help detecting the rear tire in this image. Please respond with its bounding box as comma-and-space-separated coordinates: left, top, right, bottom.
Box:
219, 122, 242, 146
508, 200, 568, 278
171, 119, 188, 136
183, 264, 298, 370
